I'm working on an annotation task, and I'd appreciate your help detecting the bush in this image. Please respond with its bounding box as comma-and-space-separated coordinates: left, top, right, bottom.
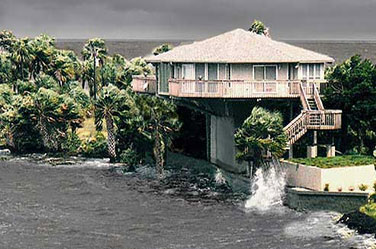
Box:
61, 132, 82, 155
369, 193, 376, 203
80, 132, 108, 158
359, 184, 369, 191
119, 147, 139, 166
290, 155, 375, 168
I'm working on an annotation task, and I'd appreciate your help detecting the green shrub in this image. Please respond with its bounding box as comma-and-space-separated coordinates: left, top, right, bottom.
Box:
119, 147, 139, 166
359, 184, 369, 191
290, 155, 375, 168
369, 193, 376, 203
80, 132, 108, 158
61, 132, 82, 155
360, 203, 376, 220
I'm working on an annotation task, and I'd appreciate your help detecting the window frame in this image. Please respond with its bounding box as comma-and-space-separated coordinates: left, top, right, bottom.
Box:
301, 63, 322, 80
253, 65, 278, 81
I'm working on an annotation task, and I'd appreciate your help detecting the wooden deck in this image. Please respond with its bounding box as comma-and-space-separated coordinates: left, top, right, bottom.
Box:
132, 75, 327, 98
131, 75, 157, 94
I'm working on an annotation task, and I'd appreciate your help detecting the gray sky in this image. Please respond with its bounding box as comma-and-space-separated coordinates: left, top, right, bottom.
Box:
1, 0, 376, 40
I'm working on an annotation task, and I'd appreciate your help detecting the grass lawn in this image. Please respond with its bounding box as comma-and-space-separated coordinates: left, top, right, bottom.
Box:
76, 118, 107, 140
289, 155, 375, 169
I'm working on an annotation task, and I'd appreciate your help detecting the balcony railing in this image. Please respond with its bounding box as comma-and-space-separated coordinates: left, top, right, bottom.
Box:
132, 75, 157, 94
168, 79, 321, 98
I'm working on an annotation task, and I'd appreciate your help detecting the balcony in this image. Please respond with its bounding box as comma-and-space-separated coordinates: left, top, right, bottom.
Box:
168, 79, 323, 99
132, 75, 157, 94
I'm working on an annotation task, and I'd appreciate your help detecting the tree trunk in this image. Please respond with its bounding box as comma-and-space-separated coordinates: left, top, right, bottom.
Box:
4, 128, 15, 150
153, 128, 165, 179
93, 56, 97, 100
247, 161, 254, 178
105, 114, 116, 162
39, 121, 58, 152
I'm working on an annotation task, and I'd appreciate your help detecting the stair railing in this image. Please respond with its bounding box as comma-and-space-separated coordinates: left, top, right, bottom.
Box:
283, 111, 308, 145
299, 82, 310, 110
313, 84, 325, 110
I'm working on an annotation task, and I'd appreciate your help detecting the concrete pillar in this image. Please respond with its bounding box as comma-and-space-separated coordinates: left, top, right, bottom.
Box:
288, 144, 293, 159
205, 114, 211, 161
326, 145, 336, 157
307, 146, 318, 158
307, 131, 318, 158
210, 115, 246, 174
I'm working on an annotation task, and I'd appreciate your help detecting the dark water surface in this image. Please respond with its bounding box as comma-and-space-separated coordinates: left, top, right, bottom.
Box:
0, 161, 370, 249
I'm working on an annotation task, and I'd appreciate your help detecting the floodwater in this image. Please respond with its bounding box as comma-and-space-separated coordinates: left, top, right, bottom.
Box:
0, 160, 374, 249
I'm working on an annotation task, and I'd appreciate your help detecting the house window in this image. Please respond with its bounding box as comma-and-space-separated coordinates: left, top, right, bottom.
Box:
174, 64, 182, 79
289, 64, 298, 80
302, 63, 322, 80
254, 65, 277, 81
182, 64, 195, 79
302, 64, 308, 79
195, 63, 205, 80
208, 63, 218, 80
315, 64, 321, 79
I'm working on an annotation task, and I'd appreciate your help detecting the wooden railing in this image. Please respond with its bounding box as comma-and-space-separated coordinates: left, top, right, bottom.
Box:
283, 109, 342, 145
313, 84, 325, 110
284, 112, 309, 145
299, 82, 310, 110
168, 79, 322, 98
306, 110, 342, 130
132, 75, 157, 94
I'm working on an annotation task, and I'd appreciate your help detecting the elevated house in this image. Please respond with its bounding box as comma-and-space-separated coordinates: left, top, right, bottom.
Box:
132, 29, 342, 173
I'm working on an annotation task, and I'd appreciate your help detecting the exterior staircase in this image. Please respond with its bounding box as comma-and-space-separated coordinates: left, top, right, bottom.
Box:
283, 82, 342, 149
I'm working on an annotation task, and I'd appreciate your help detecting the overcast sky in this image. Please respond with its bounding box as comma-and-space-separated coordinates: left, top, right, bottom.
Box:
1, 0, 376, 40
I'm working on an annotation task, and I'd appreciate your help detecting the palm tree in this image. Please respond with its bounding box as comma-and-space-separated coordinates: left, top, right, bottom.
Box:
249, 20, 270, 36
152, 44, 173, 55
10, 38, 34, 91
136, 95, 181, 178
0, 30, 17, 53
49, 50, 80, 87
0, 53, 12, 83
82, 38, 107, 99
29, 34, 55, 80
234, 106, 287, 177
31, 88, 82, 151
95, 84, 127, 162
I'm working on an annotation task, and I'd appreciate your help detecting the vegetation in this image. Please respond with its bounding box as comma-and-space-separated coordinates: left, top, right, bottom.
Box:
152, 44, 173, 56
360, 203, 376, 220
0, 30, 180, 178
358, 184, 369, 191
248, 20, 269, 36
289, 155, 375, 168
234, 106, 287, 176
324, 55, 376, 155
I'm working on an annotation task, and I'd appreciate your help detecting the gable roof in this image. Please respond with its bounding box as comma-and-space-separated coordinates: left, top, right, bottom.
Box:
145, 29, 334, 64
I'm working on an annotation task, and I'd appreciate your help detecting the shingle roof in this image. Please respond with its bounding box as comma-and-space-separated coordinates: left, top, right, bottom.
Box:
145, 29, 334, 64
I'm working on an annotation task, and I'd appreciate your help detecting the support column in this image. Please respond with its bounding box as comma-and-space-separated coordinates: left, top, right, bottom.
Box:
210, 115, 246, 173
307, 131, 318, 158
288, 144, 293, 159
326, 145, 336, 157
205, 114, 211, 161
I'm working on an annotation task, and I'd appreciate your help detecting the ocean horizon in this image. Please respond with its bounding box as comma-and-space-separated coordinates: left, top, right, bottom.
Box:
55, 39, 376, 64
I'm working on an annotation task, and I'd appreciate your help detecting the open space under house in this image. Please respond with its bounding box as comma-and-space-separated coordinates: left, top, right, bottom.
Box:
132, 29, 342, 173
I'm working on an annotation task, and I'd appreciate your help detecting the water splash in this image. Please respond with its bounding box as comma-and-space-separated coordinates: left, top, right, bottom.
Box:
245, 159, 286, 211
214, 169, 226, 185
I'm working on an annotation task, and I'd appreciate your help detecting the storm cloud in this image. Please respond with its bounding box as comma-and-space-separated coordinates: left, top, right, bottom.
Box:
0, 0, 375, 40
